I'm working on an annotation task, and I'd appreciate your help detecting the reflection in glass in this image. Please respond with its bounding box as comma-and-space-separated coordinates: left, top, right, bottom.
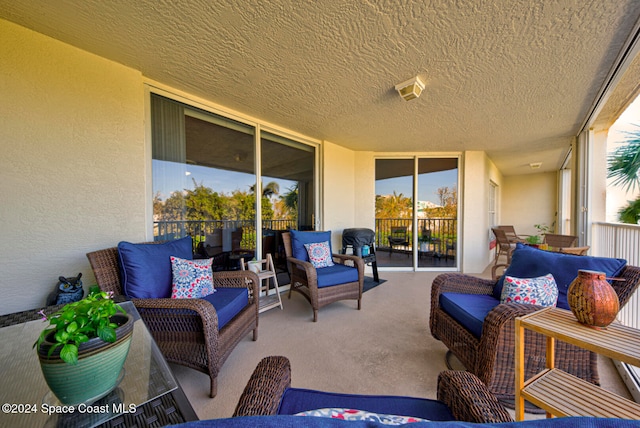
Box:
151, 94, 256, 268
150, 95, 317, 272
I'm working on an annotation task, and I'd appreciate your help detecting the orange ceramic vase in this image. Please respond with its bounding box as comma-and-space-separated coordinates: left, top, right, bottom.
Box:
567, 269, 619, 329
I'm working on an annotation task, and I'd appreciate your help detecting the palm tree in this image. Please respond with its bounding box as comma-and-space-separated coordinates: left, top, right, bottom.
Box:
608, 124, 640, 224
375, 191, 412, 219
281, 184, 298, 215
250, 181, 280, 198
608, 125, 640, 192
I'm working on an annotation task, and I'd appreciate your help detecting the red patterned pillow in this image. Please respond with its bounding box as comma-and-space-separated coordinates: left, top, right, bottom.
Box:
170, 256, 215, 298
500, 273, 558, 307
304, 241, 335, 268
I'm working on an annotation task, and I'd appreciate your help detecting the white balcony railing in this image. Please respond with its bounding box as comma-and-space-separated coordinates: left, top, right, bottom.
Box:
592, 221, 640, 401
592, 222, 640, 328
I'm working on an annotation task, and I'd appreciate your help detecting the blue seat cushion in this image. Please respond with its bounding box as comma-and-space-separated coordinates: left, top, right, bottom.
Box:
290, 230, 333, 262
492, 243, 627, 310
165, 415, 640, 427
117, 236, 193, 298
440, 293, 499, 339
201, 288, 249, 330
316, 264, 359, 288
277, 387, 455, 421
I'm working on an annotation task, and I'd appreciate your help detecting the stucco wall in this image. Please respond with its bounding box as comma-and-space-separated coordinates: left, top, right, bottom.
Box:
502, 172, 558, 238
462, 151, 504, 273
322, 141, 357, 250
0, 20, 146, 314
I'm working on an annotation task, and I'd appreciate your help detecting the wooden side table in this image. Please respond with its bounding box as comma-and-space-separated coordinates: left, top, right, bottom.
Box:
515, 307, 640, 421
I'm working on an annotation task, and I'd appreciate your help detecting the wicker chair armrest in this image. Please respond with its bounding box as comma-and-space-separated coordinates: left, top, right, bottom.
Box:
332, 254, 365, 271
431, 273, 495, 297
132, 297, 220, 332
213, 270, 260, 300
475, 303, 542, 385
233, 356, 291, 417
615, 265, 640, 308
437, 370, 512, 423
287, 256, 318, 284
481, 302, 541, 340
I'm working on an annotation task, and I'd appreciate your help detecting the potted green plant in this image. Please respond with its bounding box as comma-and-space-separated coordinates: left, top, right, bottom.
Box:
525, 223, 555, 248
525, 234, 542, 246
34, 288, 133, 405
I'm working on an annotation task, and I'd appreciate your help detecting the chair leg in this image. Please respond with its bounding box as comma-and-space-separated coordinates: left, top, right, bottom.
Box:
210, 376, 217, 398
313, 309, 318, 322
253, 328, 258, 341
357, 298, 361, 310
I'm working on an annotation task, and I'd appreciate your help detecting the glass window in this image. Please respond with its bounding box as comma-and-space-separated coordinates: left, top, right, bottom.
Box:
151, 94, 256, 269
150, 94, 316, 272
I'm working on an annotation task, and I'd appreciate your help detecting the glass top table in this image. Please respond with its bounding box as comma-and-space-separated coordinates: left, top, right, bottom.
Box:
0, 301, 196, 427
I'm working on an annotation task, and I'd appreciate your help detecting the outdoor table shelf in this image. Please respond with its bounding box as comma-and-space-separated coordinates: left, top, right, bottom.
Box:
515, 306, 640, 421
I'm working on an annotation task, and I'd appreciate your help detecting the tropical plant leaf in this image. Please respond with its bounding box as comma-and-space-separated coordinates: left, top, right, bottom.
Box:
608, 126, 640, 192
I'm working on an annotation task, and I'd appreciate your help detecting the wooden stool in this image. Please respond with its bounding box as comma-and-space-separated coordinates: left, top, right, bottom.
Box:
241, 253, 283, 313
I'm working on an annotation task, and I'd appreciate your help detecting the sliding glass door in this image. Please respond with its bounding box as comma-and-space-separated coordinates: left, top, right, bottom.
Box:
375, 159, 414, 268
416, 158, 458, 268
375, 157, 458, 269
151, 93, 316, 270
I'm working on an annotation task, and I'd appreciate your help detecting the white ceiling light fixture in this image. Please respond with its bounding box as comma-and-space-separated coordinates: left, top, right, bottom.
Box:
395, 76, 425, 101
529, 162, 542, 169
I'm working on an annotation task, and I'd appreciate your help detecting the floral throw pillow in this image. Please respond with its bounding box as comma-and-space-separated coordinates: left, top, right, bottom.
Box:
170, 256, 215, 299
500, 273, 558, 307
295, 408, 428, 425
304, 241, 335, 268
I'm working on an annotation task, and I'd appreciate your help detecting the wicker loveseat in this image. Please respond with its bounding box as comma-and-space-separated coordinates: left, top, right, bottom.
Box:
170, 357, 638, 427
429, 244, 640, 407
86, 239, 260, 398
232, 356, 512, 423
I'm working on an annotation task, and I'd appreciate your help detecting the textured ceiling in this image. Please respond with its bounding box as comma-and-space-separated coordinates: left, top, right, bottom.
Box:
2, 0, 640, 176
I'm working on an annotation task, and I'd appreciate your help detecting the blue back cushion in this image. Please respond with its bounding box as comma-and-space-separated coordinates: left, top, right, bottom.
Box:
117, 236, 193, 298
493, 243, 627, 310
316, 264, 359, 288
201, 288, 249, 330
290, 230, 332, 262
278, 387, 455, 421
440, 293, 499, 338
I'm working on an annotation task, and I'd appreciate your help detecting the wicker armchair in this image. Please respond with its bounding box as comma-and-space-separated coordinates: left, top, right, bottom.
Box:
429, 265, 640, 409
233, 356, 512, 423
282, 232, 364, 322
86, 245, 260, 398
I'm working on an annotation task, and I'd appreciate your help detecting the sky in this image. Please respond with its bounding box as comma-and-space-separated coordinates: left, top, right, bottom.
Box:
375, 168, 458, 205
606, 95, 640, 222
154, 159, 457, 205
152, 160, 296, 200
